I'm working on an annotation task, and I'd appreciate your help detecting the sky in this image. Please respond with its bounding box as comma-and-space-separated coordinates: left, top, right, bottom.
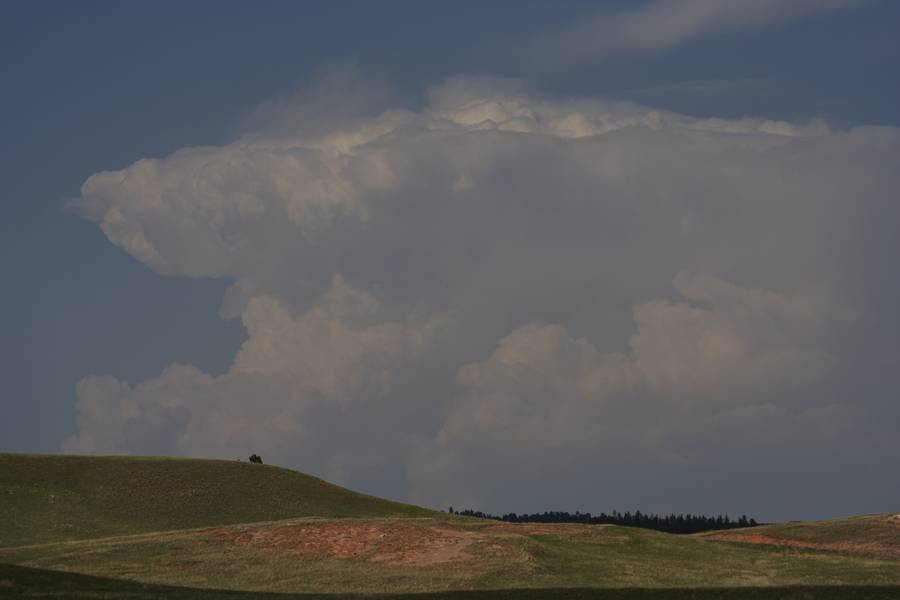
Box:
2, 0, 900, 522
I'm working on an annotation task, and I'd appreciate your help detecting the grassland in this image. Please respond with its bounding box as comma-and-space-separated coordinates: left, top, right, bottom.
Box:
703, 514, 900, 549
0, 453, 432, 547
1, 454, 898, 599
2, 563, 899, 600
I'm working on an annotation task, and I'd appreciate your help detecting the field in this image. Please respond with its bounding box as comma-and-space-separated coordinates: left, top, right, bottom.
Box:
1, 454, 898, 598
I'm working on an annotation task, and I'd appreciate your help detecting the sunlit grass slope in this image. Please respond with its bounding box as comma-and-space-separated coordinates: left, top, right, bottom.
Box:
2, 518, 899, 594
0, 453, 434, 547
697, 513, 900, 556
733, 514, 900, 548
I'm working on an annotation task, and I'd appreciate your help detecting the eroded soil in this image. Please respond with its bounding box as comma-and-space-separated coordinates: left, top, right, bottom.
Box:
202, 521, 506, 567
199, 519, 621, 569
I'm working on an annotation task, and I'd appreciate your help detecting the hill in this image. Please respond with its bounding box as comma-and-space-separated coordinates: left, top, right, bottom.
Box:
0, 453, 433, 547
2, 513, 899, 595
699, 513, 900, 556
1, 454, 898, 598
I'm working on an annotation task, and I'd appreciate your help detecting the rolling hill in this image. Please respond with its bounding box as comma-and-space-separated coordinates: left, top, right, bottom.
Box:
1, 454, 898, 599
0, 453, 433, 547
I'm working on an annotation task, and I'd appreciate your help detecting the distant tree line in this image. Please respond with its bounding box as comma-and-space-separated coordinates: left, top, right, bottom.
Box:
447, 507, 758, 534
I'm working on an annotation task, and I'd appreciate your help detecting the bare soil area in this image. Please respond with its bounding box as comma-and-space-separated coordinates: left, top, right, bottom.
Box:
200, 520, 624, 570
202, 521, 503, 567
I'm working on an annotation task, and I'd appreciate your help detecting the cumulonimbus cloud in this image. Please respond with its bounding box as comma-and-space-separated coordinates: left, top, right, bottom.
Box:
68, 73, 900, 518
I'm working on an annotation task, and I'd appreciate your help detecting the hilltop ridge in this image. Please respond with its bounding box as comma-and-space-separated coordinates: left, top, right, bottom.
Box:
0, 453, 434, 547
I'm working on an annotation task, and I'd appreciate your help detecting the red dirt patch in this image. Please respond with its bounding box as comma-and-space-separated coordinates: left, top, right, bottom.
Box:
202, 521, 492, 567
704, 532, 900, 557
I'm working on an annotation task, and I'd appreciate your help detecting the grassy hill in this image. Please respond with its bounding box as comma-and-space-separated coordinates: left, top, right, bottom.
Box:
0, 453, 433, 547
1, 454, 898, 598
2, 516, 900, 596
707, 513, 900, 547
696, 513, 900, 557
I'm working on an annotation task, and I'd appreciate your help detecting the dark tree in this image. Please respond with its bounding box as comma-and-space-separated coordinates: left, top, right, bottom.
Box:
453, 506, 761, 535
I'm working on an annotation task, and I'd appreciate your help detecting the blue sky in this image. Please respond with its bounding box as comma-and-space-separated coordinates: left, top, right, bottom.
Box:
2, 1, 900, 520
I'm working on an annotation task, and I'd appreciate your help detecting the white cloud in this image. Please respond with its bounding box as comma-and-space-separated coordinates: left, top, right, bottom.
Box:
631, 272, 837, 402
64, 275, 449, 461
407, 273, 846, 508
69, 74, 900, 516
532, 0, 868, 67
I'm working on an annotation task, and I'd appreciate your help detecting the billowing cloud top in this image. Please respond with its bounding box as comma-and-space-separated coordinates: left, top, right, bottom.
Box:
69, 74, 900, 518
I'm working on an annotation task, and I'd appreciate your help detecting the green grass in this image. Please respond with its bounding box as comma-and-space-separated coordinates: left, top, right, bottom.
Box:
1, 454, 898, 598
721, 514, 900, 547
2, 518, 898, 594
2, 563, 899, 600
0, 564, 900, 600
0, 453, 434, 547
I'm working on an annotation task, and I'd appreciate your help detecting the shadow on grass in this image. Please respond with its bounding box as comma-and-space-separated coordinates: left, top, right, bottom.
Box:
1, 563, 898, 599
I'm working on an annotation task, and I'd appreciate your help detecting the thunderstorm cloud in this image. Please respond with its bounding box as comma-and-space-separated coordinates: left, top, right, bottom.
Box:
68, 73, 900, 517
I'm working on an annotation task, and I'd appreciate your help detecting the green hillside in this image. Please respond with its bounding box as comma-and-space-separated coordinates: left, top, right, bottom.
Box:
1, 454, 898, 598
0, 454, 433, 547
2, 516, 900, 596
728, 514, 900, 547
697, 513, 900, 556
